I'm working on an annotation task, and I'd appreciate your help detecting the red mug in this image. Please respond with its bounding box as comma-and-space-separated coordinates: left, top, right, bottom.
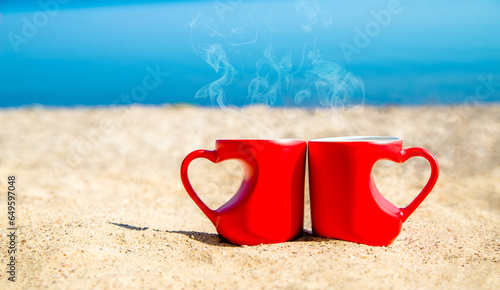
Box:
180, 139, 307, 246
308, 136, 439, 246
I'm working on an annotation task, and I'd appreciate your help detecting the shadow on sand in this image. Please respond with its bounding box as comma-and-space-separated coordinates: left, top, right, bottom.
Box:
109, 222, 337, 246
108, 222, 234, 246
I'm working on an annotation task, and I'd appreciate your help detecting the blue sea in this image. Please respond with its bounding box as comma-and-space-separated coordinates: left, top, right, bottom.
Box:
1, 0, 499, 108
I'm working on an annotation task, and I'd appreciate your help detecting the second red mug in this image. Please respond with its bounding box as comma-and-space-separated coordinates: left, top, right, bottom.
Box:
308, 136, 439, 246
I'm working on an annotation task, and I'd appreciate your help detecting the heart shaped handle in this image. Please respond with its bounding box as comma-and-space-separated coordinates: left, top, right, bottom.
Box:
180, 149, 218, 224
399, 147, 439, 222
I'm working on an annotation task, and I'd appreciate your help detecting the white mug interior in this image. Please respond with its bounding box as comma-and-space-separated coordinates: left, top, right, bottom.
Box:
310, 136, 401, 142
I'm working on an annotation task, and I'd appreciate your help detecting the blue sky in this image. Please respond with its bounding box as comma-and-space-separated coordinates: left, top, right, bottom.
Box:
1, 0, 499, 107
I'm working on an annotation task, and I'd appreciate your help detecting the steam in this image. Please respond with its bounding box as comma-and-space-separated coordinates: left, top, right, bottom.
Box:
189, 13, 258, 47
189, 3, 364, 110
294, 0, 332, 33
188, 12, 256, 108
248, 46, 293, 106
193, 43, 236, 108
295, 49, 365, 108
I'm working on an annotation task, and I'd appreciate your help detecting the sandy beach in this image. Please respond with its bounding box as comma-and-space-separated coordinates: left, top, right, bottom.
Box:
0, 104, 499, 288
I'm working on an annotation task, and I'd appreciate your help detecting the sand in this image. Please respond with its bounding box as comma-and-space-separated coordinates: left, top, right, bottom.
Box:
0, 104, 499, 288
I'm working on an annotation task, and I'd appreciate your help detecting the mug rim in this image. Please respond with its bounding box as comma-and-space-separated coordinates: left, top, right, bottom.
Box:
217, 138, 305, 141
216, 138, 306, 144
309, 136, 401, 143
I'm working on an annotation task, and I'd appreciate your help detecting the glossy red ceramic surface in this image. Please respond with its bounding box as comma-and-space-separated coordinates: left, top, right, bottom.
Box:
181, 139, 307, 246
308, 137, 439, 246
